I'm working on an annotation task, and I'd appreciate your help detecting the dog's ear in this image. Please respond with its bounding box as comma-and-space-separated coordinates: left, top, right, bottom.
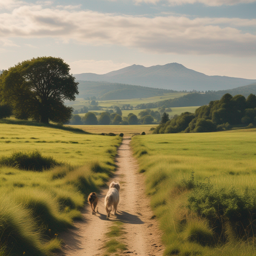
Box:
116, 183, 120, 191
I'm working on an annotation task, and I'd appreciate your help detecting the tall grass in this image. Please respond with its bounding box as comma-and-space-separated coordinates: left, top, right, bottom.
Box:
131, 130, 256, 256
0, 124, 122, 255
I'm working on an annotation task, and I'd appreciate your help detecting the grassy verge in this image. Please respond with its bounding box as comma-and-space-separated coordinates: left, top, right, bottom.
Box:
131, 129, 256, 256
103, 221, 127, 256
0, 123, 122, 256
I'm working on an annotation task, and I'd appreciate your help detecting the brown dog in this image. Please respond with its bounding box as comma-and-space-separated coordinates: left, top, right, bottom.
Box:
87, 192, 98, 214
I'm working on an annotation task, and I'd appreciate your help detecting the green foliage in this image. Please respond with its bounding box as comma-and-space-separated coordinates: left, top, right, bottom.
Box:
161, 112, 169, 124
0, 104, 12, 119
0, 151, 60, 171
142, 115, 154, 124
0, 57, 78, 124
99, 112, 111, 125
154, 93, 256, 133
128, 114, 138, 124
188, 185, 256, 241
69, 114, 82, 125
112, 114, 122, 124
83, 112, 98, 125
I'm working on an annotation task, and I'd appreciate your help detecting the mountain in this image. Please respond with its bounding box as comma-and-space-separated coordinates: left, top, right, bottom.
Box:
76, 80, 175, 100
74, 63, 256, 91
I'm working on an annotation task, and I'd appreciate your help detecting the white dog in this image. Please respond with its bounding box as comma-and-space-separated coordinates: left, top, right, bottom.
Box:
105, 181, 120, 218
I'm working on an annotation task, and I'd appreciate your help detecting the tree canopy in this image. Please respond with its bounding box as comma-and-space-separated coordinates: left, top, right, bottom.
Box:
154, 93, 256, 134
0, 57, 78, 124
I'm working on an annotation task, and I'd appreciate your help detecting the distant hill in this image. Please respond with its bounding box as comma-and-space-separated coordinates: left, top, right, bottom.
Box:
75, 63, 256, 91
136, 83, 256, 109
77, 80, 175, 100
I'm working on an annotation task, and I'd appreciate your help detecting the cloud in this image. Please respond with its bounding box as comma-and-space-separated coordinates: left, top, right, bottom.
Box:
0, 2, 256, 56
70, 59, 130, 74
0, 0, 25, 9
133, 0, 256, 6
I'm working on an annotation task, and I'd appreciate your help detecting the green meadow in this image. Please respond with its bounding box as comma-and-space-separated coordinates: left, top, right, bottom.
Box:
71, 92, 188, 110
0, 123, 121, 256
131, 129, 256, 256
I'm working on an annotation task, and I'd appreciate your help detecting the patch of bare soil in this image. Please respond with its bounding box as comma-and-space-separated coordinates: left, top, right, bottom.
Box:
57, 137, 164, 256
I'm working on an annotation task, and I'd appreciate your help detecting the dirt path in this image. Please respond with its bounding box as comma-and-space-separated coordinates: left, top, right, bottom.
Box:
57, 137, 163, 256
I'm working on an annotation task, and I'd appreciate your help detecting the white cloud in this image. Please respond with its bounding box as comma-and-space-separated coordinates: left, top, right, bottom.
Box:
0, 0, 24, 9
0, 2, 256, 56
70, 59, 130, 74
134, 0, 256, 6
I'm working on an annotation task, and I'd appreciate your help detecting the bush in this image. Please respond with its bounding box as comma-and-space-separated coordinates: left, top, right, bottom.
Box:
119, 133, 124, 137
188, 185, 256, 241
247, 123, 254, 128
193, 118, 216, 132
83, 112, 98, 125
141, 132, 146, 135
0, 151, 60, 171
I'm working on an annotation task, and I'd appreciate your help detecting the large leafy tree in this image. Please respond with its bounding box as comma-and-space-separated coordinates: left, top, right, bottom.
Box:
0, 57, 78, 124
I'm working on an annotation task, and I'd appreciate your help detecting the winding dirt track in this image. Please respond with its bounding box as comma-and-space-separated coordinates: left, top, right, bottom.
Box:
57, 137, 163, 256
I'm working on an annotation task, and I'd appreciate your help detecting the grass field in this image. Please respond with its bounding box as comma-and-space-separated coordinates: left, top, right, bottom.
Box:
70, 92, 188, 110
0, 123, 121, 256
70, 124, 157, 136
77, 106, 199, 120
131, 129, 256, 256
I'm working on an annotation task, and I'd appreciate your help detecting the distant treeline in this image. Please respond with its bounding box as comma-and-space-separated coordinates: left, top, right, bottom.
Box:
154, 93, 256, 133
136, 84, 256, 109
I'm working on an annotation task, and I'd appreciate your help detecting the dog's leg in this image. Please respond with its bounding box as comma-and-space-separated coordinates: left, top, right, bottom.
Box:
113, 202, 118, 215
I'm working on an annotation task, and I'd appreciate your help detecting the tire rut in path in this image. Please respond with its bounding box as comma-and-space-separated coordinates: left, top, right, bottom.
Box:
57, 137, 163, 256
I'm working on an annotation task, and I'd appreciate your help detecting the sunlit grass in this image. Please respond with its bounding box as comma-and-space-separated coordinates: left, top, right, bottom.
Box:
0, 123, 121, 255
131, 129, 256, 256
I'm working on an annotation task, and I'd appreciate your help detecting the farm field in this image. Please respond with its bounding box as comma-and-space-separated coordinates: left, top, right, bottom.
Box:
131, 129, 256, 256
77, 106, 199, 119
70, 124, 157, 136
0, 123, 121, 256
69, 91, 188, 110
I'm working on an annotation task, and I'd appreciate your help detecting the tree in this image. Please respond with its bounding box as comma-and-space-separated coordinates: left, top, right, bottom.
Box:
0, 104, 12, 119
160, 112, 169, 124
128, 114, 138, 125
99, 112, 111, 125
70, 115, 82, 125
114, 106, 122, 116
83, 112, 98, 125
142, 115, 154, 124
113, 114, 122, 124
0, 57, 78, 124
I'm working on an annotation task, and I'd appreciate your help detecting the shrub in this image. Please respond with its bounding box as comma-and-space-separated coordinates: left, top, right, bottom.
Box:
247, 123, 254, 128
119, 133, 124, 137
188, 185, 256, 241
141, 131, 146, 135
0, 151, 60, 171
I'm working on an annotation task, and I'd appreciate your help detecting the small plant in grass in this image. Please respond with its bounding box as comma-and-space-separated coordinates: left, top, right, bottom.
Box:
0, 151, 61, 171
104, 221, 127, 254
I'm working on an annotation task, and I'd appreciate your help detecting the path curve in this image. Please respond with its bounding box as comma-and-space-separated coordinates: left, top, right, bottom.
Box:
57, 137, 163, 256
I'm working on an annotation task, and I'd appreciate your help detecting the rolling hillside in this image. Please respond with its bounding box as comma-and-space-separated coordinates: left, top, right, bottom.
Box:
76, 80, 176, 100
75, 63, 256, 91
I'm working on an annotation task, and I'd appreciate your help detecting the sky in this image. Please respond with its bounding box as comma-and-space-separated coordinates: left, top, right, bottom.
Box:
0, 0, 256, 78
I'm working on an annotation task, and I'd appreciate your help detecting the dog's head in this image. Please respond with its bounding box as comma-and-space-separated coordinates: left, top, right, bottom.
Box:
109, 181, 120, 191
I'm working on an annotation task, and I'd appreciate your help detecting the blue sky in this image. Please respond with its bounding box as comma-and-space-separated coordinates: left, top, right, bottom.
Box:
0, 0, 255, 78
